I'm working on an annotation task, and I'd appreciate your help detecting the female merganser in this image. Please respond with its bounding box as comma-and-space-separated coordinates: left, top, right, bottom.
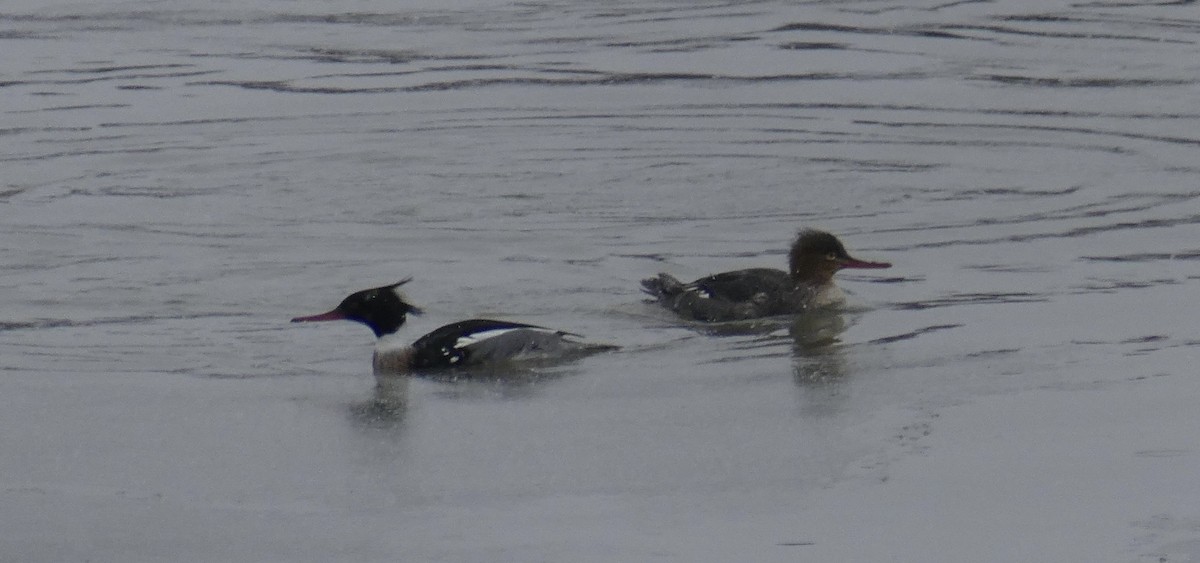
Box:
291, 278, 617, 374
641, 229, 891, 322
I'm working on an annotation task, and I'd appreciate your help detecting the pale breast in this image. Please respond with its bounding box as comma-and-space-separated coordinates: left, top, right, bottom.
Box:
809, 284, 847, 308
372, 347, 414, 375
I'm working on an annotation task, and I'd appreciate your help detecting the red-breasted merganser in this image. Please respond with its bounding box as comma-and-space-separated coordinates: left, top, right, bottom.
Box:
291, 278, 617, 374
641, 229, 891, 322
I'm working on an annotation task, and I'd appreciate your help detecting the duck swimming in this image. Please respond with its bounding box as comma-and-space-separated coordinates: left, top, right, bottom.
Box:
292, 278, 616, 374
641, 229, 891, 322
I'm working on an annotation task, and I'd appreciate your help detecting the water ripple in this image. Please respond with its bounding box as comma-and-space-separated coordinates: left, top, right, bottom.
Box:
893, 293, 1049, 310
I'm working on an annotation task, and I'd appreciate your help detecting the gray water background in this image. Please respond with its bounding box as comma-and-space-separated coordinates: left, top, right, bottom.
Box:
3, 1, 1199, 561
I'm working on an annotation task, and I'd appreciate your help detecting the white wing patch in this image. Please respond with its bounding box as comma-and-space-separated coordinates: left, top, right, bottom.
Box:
453, 327, 527, 350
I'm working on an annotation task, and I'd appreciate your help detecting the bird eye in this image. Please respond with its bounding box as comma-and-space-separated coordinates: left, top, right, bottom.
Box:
826, 253, 838, 261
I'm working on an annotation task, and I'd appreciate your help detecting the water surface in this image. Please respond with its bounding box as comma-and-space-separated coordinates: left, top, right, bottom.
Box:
3, 0, 1200, 561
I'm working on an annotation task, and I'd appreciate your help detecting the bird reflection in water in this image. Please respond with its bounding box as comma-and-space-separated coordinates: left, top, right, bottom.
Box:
790, 310, 849, 386
347, 374, 409, 431
421, 364, 581, 401
351, 362, 584, 430
789, 311, 853, 419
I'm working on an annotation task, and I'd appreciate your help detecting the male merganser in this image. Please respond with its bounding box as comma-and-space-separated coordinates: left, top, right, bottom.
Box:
291, 278, 617, 374
641, 229, 891, 322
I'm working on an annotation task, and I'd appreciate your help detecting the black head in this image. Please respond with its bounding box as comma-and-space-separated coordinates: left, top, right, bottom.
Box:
789, 229, 891, 283
291, 278, 424, 338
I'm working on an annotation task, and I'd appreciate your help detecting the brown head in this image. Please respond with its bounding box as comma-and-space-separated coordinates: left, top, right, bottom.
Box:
788, 229, 891, 286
